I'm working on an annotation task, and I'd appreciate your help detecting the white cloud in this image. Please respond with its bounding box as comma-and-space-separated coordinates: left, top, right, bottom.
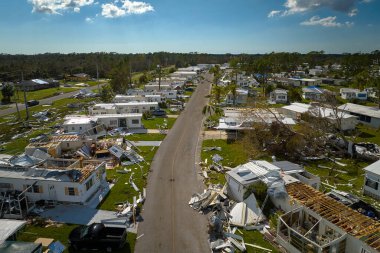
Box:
101, 0, 154, 18
28, 0, 94, 14
277, 0, 371, 16
122, 0, 154, 14
101, 3, 126, 18
348, 8, 358, 17
301, 16, 353, 27
85, 17, 94, 23
268, 10, 281, 18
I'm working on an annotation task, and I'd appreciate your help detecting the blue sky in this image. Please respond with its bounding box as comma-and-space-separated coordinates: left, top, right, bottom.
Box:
0, 0, 379, 54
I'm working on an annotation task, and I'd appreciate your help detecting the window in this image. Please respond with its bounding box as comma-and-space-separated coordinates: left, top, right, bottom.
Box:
79, 126, 82, 130
150, 107, 156, 110
33, 185, 43, 193
85, 178, 94, 191
110, 120, 117, 125
0, 183, 12, 189
65, 187, 78, 196
359, 115, 371, 123
72, 127, 75, 130
67, 143, 70, 147
365, 178, 379, 190
24, 185, 33, 193
24, 184, 42, 193
132, 119, 139, 125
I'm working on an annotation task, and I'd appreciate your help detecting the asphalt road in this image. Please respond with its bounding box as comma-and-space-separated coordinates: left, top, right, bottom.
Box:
0, 84, 104, 117
135, 74, 212, 253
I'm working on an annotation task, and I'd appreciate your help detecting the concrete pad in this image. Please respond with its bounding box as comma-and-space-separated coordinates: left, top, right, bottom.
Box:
203, 130, 228, 140
130, 141, 162, 147
40, 205, 119, 225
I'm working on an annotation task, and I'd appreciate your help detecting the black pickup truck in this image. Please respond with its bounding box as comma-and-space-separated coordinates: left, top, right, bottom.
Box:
68, 223, 127, 251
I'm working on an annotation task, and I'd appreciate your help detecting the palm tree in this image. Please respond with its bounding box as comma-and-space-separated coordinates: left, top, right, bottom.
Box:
209, 65, 222, 86
212, 85, 224, 104
228, 83, 238, 105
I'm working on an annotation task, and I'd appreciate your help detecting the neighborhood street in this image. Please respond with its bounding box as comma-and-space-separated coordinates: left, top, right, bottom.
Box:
134, 74, 212, 253
0, 84, 105, 117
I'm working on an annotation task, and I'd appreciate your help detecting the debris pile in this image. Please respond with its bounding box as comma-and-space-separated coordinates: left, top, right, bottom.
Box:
355, 142, 380, 161
189, 184, 269, 252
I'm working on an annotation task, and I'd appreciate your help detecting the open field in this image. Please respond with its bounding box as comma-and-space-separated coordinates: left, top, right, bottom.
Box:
0, 86, 78, 106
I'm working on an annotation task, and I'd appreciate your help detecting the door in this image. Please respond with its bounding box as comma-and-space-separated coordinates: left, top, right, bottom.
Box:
119, 118, 127, 128
48, 184, 57, 201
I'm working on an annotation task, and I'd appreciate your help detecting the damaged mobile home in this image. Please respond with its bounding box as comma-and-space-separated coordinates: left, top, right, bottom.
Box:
0, 159, 107, 218
276, 182, 380, 253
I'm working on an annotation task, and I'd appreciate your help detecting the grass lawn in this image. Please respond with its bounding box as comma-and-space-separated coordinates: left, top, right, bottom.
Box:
241, 230, 279, 253
351, 124, 380, 145
18, 223, 136, 253
126, 133, 166, 141
304, 158, 380, 208
0, 87, 78, 104
98, 146, 158, 211
142, 117, 176, 129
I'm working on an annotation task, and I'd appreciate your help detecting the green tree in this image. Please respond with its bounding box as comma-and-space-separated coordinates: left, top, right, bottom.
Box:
1, 83, 14, 104
212, 85, 224, 104
227, 83, 238, 105
109, 60, 131, 94
139, 73, 149, 84
251, 57, 272, 95
100, 84, 114, 102
288, 87, 302, 102
209, 65, 222, 86
352, 70, 370, 90
229, 57, 241, 83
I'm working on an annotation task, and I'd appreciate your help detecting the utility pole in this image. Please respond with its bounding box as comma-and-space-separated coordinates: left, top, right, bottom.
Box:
14, 87, 20, 120
22, 72, 30, 122
96, 64, 100, 94
129, 62, 132, 89
157, 65, 161, 91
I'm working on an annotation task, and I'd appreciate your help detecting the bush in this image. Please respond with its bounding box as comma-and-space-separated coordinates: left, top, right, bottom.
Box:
143, 111, 152, 120
158, 102, 167, 108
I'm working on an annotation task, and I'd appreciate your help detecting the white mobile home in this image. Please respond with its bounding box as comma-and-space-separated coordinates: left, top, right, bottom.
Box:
225, 89, 248, 105
338, 103, 380, 128
280, 103, 358, 130
64, 114, 142, 131
95, 114, 142, 129
0, 159, 107, 205
113, 94, 163, 103
269, 89, 288, 104
144, 84, 171, 92
89, 102, 159, 115
340, 88, 368, 100
127, 89, 177, 100
62, 116, 97, 134
363, 160, 380, 200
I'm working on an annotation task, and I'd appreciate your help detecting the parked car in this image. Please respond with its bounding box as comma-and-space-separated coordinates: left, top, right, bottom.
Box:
27, 100, 39, 107
151, 109, 166, 117
68, 223, 127, 251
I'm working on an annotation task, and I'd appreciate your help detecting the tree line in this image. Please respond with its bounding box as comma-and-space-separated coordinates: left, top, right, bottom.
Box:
0, 51, 379, 82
